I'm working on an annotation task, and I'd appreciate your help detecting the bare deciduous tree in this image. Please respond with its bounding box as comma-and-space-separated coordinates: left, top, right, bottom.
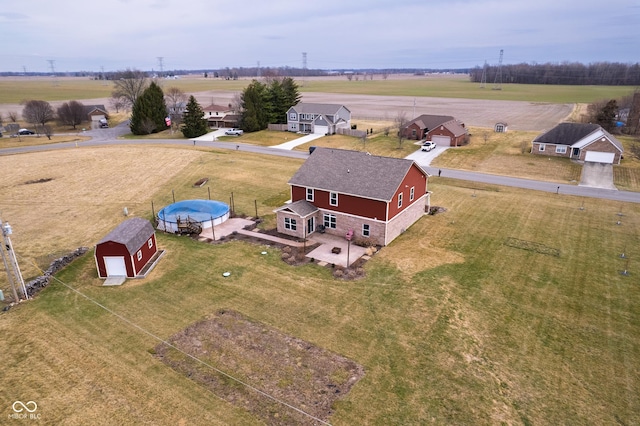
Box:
109, 95, 127, 113
8, 111, 19, 122
57, 100, 85, 129
164, 87, 187, 133
395, 111, 408, 148
111, 69, 149, 109
22, 100, 55, 135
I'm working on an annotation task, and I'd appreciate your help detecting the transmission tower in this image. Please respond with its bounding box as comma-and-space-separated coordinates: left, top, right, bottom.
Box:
47, 59, 58, 86
257, 60, 261, 78
480, 60, 487, 88
493, 49, 503, 90
302, 52, 307, 86
157, 57, 164, 77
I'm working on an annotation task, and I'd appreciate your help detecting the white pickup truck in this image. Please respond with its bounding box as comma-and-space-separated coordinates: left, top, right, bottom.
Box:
225, 128, 243, 136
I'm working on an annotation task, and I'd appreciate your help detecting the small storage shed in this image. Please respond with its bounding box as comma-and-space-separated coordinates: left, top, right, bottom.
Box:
95, 218, 158, 278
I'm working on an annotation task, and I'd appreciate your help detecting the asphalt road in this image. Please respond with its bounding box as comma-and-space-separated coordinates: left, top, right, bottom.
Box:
2, 126, 639, 204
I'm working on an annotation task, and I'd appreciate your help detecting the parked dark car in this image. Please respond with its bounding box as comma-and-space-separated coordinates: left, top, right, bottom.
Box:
18, 128, 36, 135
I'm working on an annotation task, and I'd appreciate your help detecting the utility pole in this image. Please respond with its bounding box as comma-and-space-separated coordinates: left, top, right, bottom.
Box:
0, 216, 28, 300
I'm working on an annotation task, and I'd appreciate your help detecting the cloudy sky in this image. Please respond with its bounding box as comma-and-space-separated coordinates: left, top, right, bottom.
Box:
1, 0, 638, 73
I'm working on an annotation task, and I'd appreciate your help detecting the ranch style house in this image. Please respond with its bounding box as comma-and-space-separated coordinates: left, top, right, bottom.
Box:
275, 148, 431, 246
286, 103, 351, 135
402, 114, 469, 146
531, 123, 624, 164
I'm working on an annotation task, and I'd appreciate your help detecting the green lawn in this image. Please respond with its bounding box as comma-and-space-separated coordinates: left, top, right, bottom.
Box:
1, 152, 639, 424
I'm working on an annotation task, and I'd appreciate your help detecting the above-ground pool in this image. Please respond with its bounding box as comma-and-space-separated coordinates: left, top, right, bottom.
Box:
157, 199, 230, 233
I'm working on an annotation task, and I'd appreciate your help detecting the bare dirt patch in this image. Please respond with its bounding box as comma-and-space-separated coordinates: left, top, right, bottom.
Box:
154, 309, 364, 425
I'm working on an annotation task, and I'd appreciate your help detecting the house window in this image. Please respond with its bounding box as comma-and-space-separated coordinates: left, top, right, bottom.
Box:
330, 192, 338, 206
362, 224, 370, 237
539, 144, 545, 152
556, 146, 567, 154
137, 250, 142, 261
411, 129, 417, 137
398, 193, 403, 208
290, 112, 297, 120
410, 187, 415, 201
323, 213, 336, 229
148, 238, 153, 249
284, 217, 297, 230
306, 188, 314, 202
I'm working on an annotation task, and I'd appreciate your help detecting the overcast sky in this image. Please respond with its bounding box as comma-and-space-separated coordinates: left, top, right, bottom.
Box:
1, 0, 639, 73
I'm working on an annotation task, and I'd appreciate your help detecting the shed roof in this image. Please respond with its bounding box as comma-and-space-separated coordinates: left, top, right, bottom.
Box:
289, 148, 427, 202
98, 217, 155, 254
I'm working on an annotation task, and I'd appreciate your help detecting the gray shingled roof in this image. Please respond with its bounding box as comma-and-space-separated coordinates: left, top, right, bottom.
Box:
277, 200, 319, 216
288, 148, 424, 202
533, 123, 601, 145
98, 217, 155, 254
291, 103, 349, 115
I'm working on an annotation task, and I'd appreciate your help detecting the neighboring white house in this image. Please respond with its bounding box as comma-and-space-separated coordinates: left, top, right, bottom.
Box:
286, 103, 351, 135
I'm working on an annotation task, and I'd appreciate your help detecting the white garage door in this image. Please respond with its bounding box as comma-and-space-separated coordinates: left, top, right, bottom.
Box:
314, 125, 328, 135
431, 135, 451, 146
584, 151, 615, 164
103, 256, 127, 276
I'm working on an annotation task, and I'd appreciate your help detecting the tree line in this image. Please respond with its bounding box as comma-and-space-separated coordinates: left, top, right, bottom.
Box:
470, 62, 640, 86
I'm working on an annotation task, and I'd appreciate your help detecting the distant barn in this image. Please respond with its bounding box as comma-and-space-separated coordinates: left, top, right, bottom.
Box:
95, 218, 162, 279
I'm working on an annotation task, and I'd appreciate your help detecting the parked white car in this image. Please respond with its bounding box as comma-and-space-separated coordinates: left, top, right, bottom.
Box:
225, 128, 243, 136
421, 141, 436, 152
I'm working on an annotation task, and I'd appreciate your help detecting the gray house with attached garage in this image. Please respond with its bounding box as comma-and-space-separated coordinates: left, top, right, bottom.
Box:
531, 123, 624, 164
286, 103, 351, 135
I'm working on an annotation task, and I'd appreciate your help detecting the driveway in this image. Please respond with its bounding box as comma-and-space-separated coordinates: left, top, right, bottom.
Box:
272, 132, 324, 150
579, 162, 617, 190
405, 141, 450, 167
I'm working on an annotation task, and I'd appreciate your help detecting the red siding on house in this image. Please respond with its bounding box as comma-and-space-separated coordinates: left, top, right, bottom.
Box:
387, 165, 428, 219
291, 186, 389, 220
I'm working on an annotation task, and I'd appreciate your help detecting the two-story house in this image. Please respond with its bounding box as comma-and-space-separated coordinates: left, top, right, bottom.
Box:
275, 148, 431, 246
202, 104, 239, 128
286, 103, 351, 135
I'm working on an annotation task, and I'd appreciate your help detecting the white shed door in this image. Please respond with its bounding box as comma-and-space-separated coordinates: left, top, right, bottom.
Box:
431, 135, 451, 146
104, 256, 127, 276
584, 151, 615, 164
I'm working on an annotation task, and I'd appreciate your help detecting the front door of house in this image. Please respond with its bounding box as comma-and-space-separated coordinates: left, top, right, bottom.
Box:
307, 217, 315, 236
572, 147, 580, 157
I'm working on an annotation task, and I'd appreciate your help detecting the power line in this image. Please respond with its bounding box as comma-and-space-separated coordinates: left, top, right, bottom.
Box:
31, 268, 332, 425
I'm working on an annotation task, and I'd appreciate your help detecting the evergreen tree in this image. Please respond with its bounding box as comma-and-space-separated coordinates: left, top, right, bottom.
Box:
240, 80, 270, 132
596, 99, 619, 132
181, 95, 208, 138
130, 81, 168, 135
